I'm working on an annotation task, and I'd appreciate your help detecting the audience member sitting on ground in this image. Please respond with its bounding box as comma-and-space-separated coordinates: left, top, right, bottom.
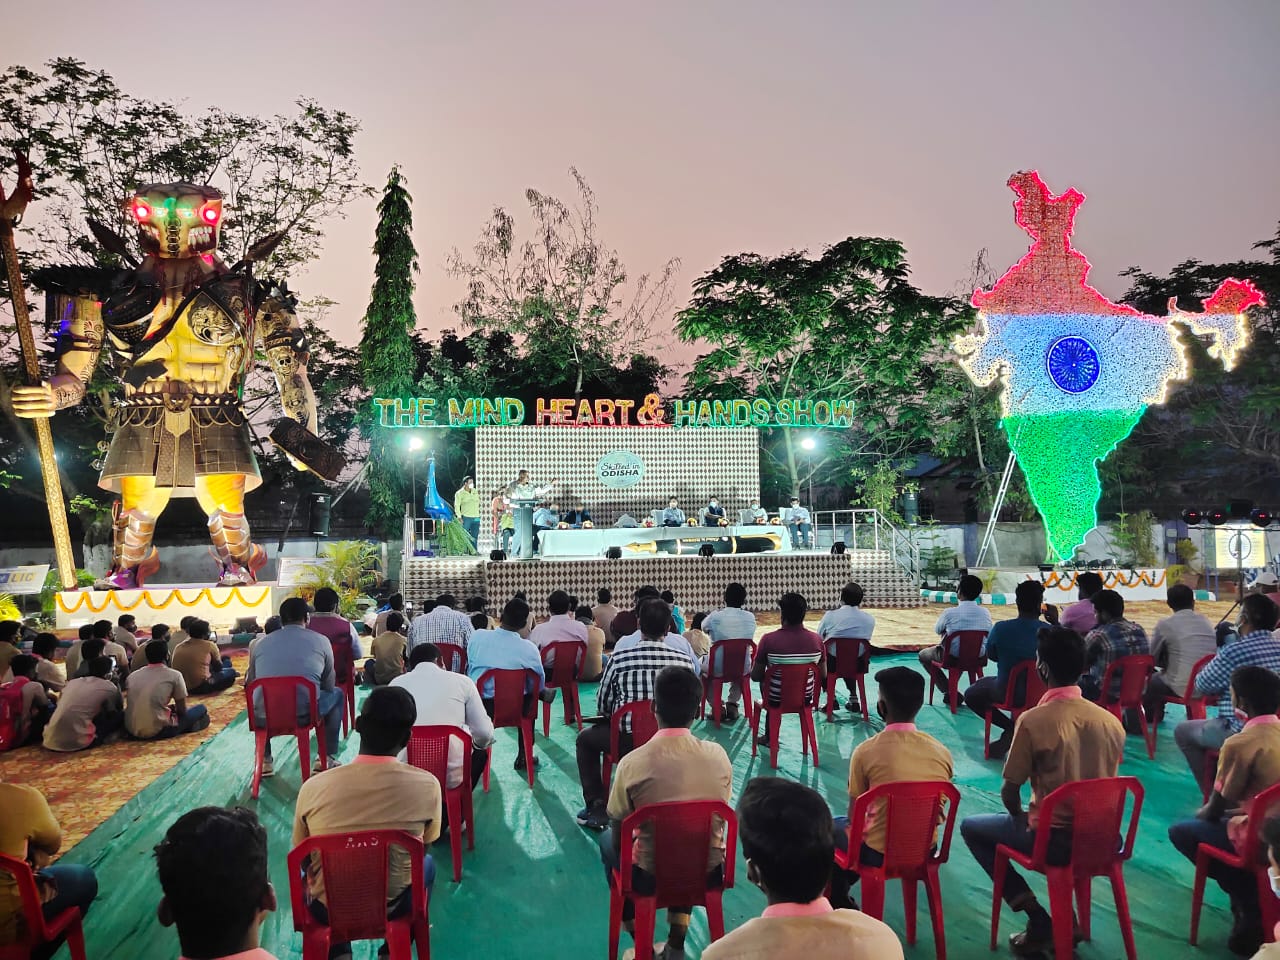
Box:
1169, 666, 1280, 956
246, 597, 346, 775
125, 641, 211, 741
365, 611, 408, 685
702, 777, 904, 960
172, 619, 238, 694
392, 642, 494, 802
962, 580, 1049, 758
960, 626, 1124, 957
702, 582, 756, 723
1177, 594, 1280, 797
42, 656, 124, 752
830, 666, 954, 909
0, 621, 21, 681
819, 581, 877, 715
129, 623, 171, 673
1251, 817, 1280, 960
529, 589, 589, 667
113, 614, 140, 657
593, 588, 620, 648
170, 615, 197, 649
92, 619, 131, 678
30, 633, 65, 693
409, 593, 474, 652
663, 590, 686, 634
683, 612, 711, 659
1052, 570, 1104, 634
752, 593, 825, 740
1080, 590, 1150, 711
2, 655, 53, 747
576, 598, 702, 832
155, 806, 278, 960
1144, 583, 1218, 723
373, 592, 405, 636
918, 573, 991, 674
62, 623, 94, 678
0, 778, 98, 958
70, 638, 112, 684
467, 597, 547, 774
292, 686, 440, 958
600, 665, 732, 960
578, 604, 607, 682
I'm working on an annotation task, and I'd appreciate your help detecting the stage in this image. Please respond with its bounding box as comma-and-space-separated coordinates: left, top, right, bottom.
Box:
537, 523, 792, 557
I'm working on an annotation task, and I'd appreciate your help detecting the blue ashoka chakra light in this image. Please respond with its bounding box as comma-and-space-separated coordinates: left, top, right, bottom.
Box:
1046, 336, 1101, 394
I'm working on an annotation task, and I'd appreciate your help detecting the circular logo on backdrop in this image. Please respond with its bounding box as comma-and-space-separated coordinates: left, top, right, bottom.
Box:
1046, 336, 1101, 394
596, 450, 645, 489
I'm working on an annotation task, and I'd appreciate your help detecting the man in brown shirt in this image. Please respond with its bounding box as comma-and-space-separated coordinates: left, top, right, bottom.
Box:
603, 665, 733, 960
171, 619, 238, 694
960, 626, 1124, 957
592, 588, 620, 648
1169, 666, 1280, 956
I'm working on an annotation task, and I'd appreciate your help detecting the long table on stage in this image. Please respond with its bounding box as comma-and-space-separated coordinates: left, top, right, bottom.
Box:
537, 524, 793, 558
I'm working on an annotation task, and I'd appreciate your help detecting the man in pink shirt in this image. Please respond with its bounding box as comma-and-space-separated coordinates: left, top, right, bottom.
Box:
528, 589, 588, 668
1053, 570, 1103, 635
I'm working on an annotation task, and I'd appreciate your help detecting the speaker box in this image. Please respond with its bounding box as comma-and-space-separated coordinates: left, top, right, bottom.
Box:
308, 492, 331, 537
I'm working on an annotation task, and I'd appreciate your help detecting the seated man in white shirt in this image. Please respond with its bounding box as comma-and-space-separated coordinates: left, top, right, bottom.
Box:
661, 497, 686, 527
701, 582, 757, 722
817, 581, 877, 713
532, 502, 561, 552
528, 589, 589, 669
1143, 583, 1217, 722
745, 498, 768, 525
785, 497, 812, 549
391, 643, 495, 803
917, 574, 992, 672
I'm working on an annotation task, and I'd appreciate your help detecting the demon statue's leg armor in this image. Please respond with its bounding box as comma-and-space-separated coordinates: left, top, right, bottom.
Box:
99, 507, 161, 590
207, 510, 266, 587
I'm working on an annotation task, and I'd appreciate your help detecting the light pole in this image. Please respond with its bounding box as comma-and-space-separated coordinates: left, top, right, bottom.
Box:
408, 436, 424, 519
800, 436, 817, 508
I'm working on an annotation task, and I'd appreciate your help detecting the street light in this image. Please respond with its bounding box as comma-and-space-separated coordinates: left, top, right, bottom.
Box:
799, 436, 817, 508
407, 436, 424, 519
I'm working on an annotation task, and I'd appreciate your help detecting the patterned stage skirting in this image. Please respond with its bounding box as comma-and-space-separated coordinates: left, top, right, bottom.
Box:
400, 550, 923, 616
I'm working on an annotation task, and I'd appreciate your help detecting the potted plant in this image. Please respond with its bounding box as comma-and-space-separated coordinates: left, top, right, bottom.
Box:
1168, 537, 1203, 588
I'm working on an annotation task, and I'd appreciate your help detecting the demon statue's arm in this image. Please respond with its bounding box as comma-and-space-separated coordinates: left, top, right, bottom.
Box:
10, 296, 105, 418
257, 283, 318, 437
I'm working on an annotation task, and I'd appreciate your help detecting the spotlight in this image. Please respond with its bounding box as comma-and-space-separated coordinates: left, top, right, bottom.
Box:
1182, 508, 1203, 526
489, 550, 506, 562
1206, 508, 1228, 526
830, 541, 846, 555
605, 547, 622, 560
1251, 508, 1275, 528
698, 544, 715, 558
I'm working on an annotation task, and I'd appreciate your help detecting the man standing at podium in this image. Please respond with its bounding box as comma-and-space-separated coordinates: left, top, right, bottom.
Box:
507, 470, 557, 557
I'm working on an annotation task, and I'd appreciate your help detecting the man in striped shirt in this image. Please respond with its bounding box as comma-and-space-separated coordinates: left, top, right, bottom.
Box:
752, 593, 825, 744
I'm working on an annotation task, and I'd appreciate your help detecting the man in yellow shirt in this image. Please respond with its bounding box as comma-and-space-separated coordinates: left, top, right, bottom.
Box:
454, 476, 481, 548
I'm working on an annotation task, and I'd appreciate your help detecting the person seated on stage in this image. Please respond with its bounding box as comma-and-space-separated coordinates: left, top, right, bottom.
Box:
30, 633, 66, 694
292, 687, 441, 958
373, 593, 406, 636
0, 779, 98, 958
112, 614, 140, 658
662, 590, 687, 634
1080, 590, 1150, 712
785, 497, 812, 548
576, 599, 702, 832
1169, 666, 1280, 957
364, 611, 408, 685
661, 497, 686, 527
918, 574, 993, 672
408, 593, 474, 653
92, 618, 131, 679
818, 581, 877, 715
960, 627, 1124, 957
593, 588, 620, 649
498, 501, 515, 552
172, 619, 238, 695
702, 778, 904, 960
684, 612, 711, 659
830, 667, 953, 911
454, 475, 482, 548
1051, 570, 1103, 635
467, 597, 547, 774
562, 499, 593, 528
62, 623, 94, 678
599, 665, 733, 960
392, 643, 494, 802
125, 640, 211, 741
752, 593, 825, 739
42, 656, 124, 752
962, 581, 1049, 758
702, 582, 757, 723
577, 605, 607, 682
2, 655, 53, 748
1144, 583, 1217, 723
529, 589, 589, 669
703, 495, 727, 526
130, 622, 171, 673
155, 806, 278, 960
746, 497, 768, 525
531, 501, 561, 551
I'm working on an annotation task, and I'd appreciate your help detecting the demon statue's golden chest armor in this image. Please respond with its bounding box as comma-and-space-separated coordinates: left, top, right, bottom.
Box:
15, 183, 317, 588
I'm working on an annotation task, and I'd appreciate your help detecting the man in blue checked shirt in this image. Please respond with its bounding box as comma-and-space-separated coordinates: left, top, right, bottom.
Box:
1175, 593, 1280, 797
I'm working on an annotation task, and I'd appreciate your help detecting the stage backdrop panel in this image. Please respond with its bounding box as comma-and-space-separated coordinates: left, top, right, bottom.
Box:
475, 426, 760, 528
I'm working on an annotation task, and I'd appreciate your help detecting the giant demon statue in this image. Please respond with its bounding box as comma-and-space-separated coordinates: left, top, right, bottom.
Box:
12, 183, 317, 588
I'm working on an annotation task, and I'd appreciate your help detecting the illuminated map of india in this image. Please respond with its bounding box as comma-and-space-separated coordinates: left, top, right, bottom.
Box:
953, 171, 1264, 561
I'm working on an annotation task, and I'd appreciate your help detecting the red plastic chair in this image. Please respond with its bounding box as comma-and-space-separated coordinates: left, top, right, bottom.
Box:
982, 661, 1048, 759
990, 777, 1144, 960
436, 642, 468, 675
1159, 653, 1215, 722
607, 800, 737, 960
245, 677, 327, 799
0, 853, 87, 960
700, 638, 756, 727
751, 663, 821, 769
477, 667, 539, 789
823, 636, 871, 722
1189, 781, 1280, 947
1097, 655, 1157, 758
602, 700, 660, 792
331, 635, 357, 736
835, 781, 961, 960
406, 725, 477, 883
928, 630, 987, 713
287, 829, 430, 960
541, 641, 586, 735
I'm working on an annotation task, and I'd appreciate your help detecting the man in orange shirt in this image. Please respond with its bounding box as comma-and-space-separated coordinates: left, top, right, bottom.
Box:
960, 627, 1124, 956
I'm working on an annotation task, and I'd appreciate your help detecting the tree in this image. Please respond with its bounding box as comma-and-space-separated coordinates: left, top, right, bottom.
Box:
359, 166, 420, 534
447, 168, 679, 399
676, 237, 972, 499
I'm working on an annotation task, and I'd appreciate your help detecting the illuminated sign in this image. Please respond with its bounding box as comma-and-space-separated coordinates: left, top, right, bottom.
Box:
596, 450, 645, 488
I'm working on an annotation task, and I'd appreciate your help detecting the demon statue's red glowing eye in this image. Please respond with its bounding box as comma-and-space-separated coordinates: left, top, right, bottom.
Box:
201, 206, 220, 225
133, 202, 151, 221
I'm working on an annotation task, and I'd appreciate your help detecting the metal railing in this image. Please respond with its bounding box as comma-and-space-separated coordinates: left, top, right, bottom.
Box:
812, 509, 921, 584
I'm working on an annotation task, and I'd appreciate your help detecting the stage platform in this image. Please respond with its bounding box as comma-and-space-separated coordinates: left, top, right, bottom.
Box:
538, 523, 791, 557
55, 584, 293, 631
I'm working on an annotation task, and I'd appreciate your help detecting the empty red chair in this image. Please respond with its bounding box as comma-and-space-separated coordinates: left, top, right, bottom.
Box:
541, 641, 586, 735
406, 725, 477, 883
331, 636, 357, 736
436, 642, 467, 675
607, 800, 737, 960
477, 667, 539, 789
0, 852, 87, 960
602, 700, 660, 792
928, 630, 987, 714
990, 776, 1144, 960
982, 661, 1048, 759
1097, 655, 1157, 758
752, 663, 821, 769
823, 636, 871, 722
287, 829, 430, 960
835, 780, 961, 960
700, 638, 755, 727
245, 677, 327, 798
1189, 781, 1280, 947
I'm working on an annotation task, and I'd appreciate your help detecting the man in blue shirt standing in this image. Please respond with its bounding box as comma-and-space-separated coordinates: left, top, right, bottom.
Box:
468, 597, 547, 773
962, 580, 1048, 759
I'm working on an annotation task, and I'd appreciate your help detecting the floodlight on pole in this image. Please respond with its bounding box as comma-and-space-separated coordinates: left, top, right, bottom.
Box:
800, 435, 817, 510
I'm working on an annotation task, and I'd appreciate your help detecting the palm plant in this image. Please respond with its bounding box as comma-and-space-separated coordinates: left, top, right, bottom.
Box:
296, 540, 384, 618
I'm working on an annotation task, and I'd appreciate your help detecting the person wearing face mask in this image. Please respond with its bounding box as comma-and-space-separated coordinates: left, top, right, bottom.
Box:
703, 496, 726, 526
828, 667, 953, 910
1252, 817, 1280, 960
745, 499, 768, 525
1169, 666, 1280, 957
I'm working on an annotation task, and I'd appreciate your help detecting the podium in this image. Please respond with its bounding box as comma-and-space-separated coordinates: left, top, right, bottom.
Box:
510, 498, 538, 560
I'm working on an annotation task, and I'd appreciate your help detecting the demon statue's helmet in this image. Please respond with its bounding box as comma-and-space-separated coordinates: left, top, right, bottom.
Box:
129, 182, 224, 258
